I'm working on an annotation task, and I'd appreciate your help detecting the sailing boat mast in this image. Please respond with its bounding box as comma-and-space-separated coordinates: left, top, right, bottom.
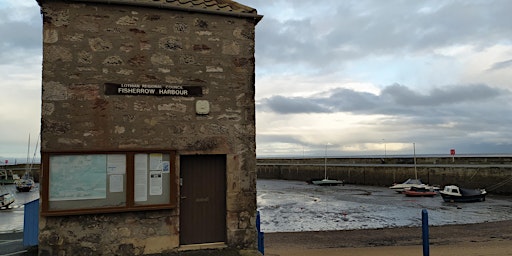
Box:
29, 134, 40, 173
324, 143, 329, 179
413, 143, 417, 179
26, 134, 31, 171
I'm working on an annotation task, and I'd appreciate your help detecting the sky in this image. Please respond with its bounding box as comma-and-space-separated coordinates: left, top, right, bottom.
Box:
1, 1, 512, 162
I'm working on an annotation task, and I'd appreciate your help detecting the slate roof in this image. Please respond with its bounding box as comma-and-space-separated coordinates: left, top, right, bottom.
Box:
37, 0, 262, 22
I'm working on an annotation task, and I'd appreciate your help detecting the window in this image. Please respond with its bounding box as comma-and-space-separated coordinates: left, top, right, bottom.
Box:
41, 150, 177, 216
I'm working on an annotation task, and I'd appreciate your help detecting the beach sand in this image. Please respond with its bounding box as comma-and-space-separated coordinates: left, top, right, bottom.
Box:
264, 220, 512, 256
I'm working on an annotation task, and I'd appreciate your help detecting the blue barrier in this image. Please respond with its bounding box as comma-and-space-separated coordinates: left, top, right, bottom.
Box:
23, 199, 39, 246
257, 211, 264, 255
422, 209, 429, 256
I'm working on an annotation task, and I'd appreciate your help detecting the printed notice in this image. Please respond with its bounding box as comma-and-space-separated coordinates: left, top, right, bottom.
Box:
107, 154, 126, 174
134, 154, 148, 202
149, 153, 163, 170
109, 174, 123, 193
150, 171, 163, 196
161, 161, 170, 173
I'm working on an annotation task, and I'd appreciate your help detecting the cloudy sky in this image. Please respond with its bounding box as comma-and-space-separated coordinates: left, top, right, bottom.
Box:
1, 1, 512, 162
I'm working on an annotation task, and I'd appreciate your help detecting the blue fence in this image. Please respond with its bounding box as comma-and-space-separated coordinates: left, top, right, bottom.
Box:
23, 199, 39, 247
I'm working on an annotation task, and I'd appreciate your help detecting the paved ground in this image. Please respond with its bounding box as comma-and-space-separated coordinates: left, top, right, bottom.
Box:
0, 232, 37, 256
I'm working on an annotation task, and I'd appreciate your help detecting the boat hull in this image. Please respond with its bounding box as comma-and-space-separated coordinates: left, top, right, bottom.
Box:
312, 179, 343, 186
440, 193, 486, 202
16, 185, 33, 192
15, 179, 34, 192
404, 191, 437, 197
0, 193, 15, 208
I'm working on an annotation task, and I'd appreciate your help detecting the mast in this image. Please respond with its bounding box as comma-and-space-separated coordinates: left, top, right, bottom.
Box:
413, 143, 417, 179
324, 144, 327, 179
26, 134, 31, 172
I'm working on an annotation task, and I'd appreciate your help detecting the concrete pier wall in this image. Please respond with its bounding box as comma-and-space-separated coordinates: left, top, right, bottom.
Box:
257, 156, 512, 194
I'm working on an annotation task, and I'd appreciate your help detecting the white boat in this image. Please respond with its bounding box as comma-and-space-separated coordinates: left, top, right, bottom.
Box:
389, 178, 425, 192
0, 185, 15, 208
312, 178, 343, 186
15, 133, 38, 193
311, 144, 343, 186
390, 143, 439, 193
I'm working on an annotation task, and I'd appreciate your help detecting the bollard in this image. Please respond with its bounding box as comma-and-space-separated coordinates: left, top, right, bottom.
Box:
422, 209, 429, 256
257, 211, 264, 255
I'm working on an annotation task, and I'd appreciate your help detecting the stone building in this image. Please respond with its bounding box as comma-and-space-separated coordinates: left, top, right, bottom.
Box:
35, 0, 262, 255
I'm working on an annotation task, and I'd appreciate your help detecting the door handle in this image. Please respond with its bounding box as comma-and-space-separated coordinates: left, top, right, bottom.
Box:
180, 196, 187, 199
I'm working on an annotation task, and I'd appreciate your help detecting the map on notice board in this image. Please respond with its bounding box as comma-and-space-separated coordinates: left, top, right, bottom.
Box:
49, 155, 107, 201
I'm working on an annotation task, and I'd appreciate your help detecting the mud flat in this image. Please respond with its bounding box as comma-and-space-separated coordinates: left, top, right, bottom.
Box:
257, 179, 512, 233
258, 179, 512, 256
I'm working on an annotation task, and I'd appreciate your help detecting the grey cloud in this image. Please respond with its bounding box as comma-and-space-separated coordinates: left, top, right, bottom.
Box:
0, 10, 42, 63
259, 95, 331, 114
324, 88, 379, 112
252, 0, 512, 69
381, 83, 503, 106
488, 59, 512, 71
258, 84, 510, 117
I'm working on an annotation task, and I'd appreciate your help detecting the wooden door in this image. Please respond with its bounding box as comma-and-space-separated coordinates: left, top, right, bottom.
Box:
180, 155, 226, 245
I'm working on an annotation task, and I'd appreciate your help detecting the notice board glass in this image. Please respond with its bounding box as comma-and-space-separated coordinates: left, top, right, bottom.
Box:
41, 151, 177, 216
133, 153, 171, 206
48, 154, 126, 211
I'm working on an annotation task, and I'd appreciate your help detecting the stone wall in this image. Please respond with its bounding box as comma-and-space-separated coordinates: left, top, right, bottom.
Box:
39, 1, 258, 255
257, 156, 512, 194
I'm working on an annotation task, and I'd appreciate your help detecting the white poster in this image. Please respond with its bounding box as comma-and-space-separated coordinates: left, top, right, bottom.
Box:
149, 153, 163, 170
109, 174, 123, 193
107, 154, 126, 174
134, 154, 148, 202
150, 171, 163, 196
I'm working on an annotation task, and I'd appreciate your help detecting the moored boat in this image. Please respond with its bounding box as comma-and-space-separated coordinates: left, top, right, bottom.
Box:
403, 186, 437, 197
440, 185, 486, 202
14, 133, 39, 192
15, 174, 35, 192
390, 178, 423, 192
312, 178, 343, 186
311, 145, 343, 186
0, 185, 15, 208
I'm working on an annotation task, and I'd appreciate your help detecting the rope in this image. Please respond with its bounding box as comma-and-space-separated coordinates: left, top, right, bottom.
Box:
486, 175, 512, 192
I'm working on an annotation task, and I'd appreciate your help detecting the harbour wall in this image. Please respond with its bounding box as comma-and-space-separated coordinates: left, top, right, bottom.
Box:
1, 164, 41, 182
257, 156, 512, 194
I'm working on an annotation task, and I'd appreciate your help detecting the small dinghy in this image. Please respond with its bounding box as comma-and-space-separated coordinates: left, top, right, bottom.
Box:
403, 186, 437, 197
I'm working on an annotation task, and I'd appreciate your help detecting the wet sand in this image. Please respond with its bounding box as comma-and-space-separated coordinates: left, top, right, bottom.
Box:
257, 179, 512, 233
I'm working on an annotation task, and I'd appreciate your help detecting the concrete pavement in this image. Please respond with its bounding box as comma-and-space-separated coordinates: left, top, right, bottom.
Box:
0, 232, 36, 256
